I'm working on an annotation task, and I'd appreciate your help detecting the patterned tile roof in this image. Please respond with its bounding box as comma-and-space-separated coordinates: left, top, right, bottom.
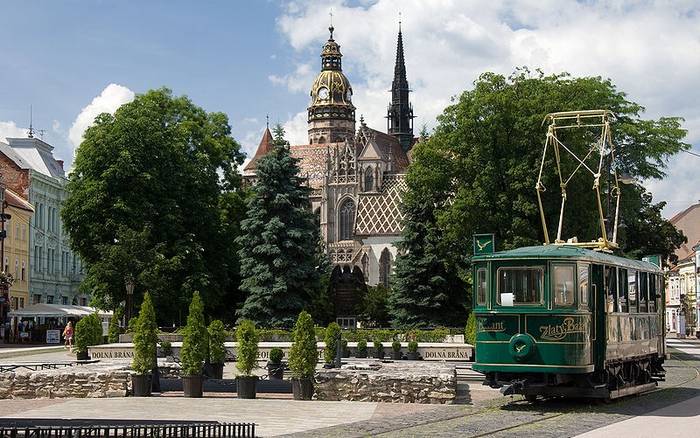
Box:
358, 127, 410, 171
355, 174, 407, 236
291, 142, 349, 189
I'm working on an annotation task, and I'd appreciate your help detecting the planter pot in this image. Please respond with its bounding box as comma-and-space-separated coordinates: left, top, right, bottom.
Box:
131, 374, 152, 397
205, 363, 224, 379
182, 375, 204, 398
266, 362, 284, 379
391, 351, 402, 360
236, 376, 258, 399
356, 351, 367, 359
407, 352, 420, 360
292, 378, 314, 400
76, 350, 89, 361
374, 350, 385, 359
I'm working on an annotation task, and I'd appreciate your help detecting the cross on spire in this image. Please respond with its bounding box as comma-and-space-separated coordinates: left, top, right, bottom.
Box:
329, 10, 334, 39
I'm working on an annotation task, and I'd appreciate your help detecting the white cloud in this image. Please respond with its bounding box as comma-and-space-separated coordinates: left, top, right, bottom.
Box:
69, 83, 135, 149
0, 121, 26, 143
275, 0, 700, 217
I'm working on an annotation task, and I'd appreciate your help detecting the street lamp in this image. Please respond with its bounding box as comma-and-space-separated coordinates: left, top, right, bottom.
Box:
125, 275, 135, 323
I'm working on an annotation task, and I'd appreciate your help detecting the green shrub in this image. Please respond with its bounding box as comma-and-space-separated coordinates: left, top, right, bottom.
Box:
373, 338, 383, 354
323, 322, 341, 364
235, 319, 259, 376
127, 317, 137, 333
269, 347, 284, 364
160, 340, 173, 357
408, 340, 418, 353
75, 313, 103, 354
288, 311, 317, 379
356, 338, 367, 357
208, 320, 227, 364
392, 340, 401, 352
465, 312, 477, 345
132, 292, 158, 375
107, 307, 123, 343
180, 291, 208, 376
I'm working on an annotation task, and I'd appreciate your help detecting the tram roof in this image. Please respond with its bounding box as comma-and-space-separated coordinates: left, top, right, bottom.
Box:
473, 245, 663, 273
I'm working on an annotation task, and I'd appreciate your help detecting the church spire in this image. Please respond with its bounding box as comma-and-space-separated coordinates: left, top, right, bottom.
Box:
387, 20, 414, 152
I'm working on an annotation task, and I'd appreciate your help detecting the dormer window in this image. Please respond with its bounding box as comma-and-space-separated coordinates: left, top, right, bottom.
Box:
364, 167, 374, 191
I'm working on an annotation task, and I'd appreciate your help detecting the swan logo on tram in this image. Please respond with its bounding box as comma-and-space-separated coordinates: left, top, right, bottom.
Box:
471, 244, 666, 401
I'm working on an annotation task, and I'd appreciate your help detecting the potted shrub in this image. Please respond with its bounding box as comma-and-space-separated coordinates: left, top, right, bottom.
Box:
407, 340, 419, 360
159, 340, 173, 358
235, 319, 259, 399
107, 306, 124, 344
323, 322, 341, 367
391, 340, 402, 360
289, 311, 317, 400
74, 313, 103, 361
373, 339, 385, 359
267, 347, 284, 379
131, 292, 158, 396
180, 292, 208, 398
208, 320, 227, 379
356, 338, 368, 358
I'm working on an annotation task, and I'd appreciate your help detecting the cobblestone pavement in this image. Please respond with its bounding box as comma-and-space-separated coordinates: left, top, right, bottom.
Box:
286, 341, 700, 437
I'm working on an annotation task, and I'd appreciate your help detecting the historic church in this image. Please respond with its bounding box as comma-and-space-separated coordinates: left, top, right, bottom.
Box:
244, 25, 416, 327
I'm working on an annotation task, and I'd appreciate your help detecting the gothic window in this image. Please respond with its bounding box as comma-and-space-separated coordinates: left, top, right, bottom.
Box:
361, 253, 369, 281
364, 167, 374, 191
339, 199, 355, 241
379, 248, 392, 288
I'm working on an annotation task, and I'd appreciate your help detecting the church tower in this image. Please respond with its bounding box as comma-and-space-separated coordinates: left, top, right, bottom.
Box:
386, 23, 414, 152
308, 26, 356, 144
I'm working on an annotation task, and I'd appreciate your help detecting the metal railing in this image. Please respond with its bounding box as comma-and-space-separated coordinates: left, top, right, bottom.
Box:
0, 422, 256, 437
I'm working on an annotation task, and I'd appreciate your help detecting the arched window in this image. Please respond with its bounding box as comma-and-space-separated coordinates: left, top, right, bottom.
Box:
379, 248, 392, 288
361, 253, 369, 281
339, 199, 355, 241
364, 167, 374, 191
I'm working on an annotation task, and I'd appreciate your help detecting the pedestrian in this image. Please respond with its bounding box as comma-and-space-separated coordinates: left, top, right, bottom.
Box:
63, 321, 74, 351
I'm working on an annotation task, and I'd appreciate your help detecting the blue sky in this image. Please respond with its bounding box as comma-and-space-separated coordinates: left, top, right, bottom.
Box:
1, 1, 699, 218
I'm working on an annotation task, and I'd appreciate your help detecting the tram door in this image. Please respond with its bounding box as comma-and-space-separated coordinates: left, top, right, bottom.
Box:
590, 264, 606, 370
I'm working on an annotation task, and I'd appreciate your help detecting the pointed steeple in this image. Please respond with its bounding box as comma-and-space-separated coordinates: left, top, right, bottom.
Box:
387, 20, 414, 152
243, 127, 274, 172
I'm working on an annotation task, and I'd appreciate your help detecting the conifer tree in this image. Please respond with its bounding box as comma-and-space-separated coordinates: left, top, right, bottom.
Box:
236, 125, 320, 327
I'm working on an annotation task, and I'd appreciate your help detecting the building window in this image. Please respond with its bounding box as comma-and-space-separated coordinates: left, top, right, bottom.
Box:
14, 258, 18, 278
379, 248, 392, 288
46, 295, 54, 304
33, 294, 41, 304
19, 297, 24, 308
3, 257, 7, 273
339, 199, 355, 241
80, 297, 87, 306
361, 253, 369, 281
364, 167, 374, 191
21, 262, 25, 281
62, 296, 68, 305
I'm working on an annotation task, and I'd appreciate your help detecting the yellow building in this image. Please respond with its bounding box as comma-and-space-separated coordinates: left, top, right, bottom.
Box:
4, 188, 33, 312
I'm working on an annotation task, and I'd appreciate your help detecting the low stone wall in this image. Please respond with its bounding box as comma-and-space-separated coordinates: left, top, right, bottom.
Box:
315, 361, 456, 404
0, 366, 131, 399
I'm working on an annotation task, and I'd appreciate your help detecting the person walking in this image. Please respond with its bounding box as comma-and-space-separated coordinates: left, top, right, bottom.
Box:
63, 321, 74, 352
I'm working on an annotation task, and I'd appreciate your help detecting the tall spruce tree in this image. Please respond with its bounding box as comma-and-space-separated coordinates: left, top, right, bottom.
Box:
236, 125, 320, 327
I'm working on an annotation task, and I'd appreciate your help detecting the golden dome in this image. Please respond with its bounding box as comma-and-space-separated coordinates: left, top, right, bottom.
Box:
309, 70, 354, 108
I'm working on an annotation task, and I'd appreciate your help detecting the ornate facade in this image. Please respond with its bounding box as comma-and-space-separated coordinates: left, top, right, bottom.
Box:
244, 25, 416, 325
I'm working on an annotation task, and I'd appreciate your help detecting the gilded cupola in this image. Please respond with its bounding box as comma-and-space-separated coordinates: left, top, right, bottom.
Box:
308, 26, 356, 145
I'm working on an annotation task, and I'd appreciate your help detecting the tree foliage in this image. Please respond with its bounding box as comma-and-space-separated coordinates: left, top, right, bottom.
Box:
62, 88, 246, 325
323, 322, 341, 364
180, 291, 208, 376
357, 285, 390, 328
75, 313, 103, 354
390, 70, 689, 324
132, 292, 158, 375
107, 306, 124, 344
236, 125, 321, 327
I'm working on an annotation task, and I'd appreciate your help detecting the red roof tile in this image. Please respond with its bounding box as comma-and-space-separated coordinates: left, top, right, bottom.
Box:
243, 128, 274, 172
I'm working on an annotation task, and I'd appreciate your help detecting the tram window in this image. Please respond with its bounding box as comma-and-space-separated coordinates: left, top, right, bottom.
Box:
628, 270, 638, 313
578, 264, 589, 307
496, 267, 543, 305
639, 272, 648, 312
648, 274, 657, 313
476, 268, 488, 306
605, 266, 617, 313
553, 264, 575, 306
618, 268, 628, 312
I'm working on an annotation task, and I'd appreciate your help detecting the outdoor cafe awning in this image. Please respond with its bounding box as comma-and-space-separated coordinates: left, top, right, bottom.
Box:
8, 303, 113, 318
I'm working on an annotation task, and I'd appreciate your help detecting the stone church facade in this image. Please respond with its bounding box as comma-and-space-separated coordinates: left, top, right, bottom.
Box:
244, 25, 415, 326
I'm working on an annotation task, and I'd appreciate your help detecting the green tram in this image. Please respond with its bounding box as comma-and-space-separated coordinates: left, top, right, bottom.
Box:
471, 244, 666, 400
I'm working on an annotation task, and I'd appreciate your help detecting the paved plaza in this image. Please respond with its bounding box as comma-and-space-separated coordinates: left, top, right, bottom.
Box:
0, 340, 697, 437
